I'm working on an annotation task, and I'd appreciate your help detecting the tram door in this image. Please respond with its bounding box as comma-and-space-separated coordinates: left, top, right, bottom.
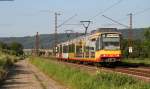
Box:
76, 46, 83, 58
89, 38, 96, 58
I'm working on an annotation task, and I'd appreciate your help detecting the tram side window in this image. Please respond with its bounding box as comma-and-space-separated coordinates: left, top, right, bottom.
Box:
56, 46, 59, 53
58, 46, 60, 53
96, 38, 99, 50
76, 46, 82, 53
89, 47, 94, 51
69, 44, 75, 53
63, 46, 68, 53
96, 37, 102, 50
60, 45, 62, 53
85, 46, 89, 52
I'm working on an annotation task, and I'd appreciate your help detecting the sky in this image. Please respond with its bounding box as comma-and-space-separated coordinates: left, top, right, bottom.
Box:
0, 0, 150, 37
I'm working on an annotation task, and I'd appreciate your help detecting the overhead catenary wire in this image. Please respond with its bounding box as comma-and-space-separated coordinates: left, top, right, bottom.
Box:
64, 24, 82, 25
89, 0, 123, 20
102, 15, 129, 28
133, 7, 150, 16
57, 14, 77, 28
102, 7, 150, 27
117, 7, 150, 22
62, 0, 123, 32
59, 2, 150, 33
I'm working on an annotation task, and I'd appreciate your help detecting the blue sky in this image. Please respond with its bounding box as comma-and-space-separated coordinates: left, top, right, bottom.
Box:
0, 0, 150, 37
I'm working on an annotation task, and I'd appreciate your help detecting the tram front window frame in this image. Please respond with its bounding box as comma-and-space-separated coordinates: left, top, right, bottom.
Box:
102, 33, 120, 50
96, 33, 121, 50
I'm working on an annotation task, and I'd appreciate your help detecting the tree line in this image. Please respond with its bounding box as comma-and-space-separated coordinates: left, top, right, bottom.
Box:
0, 41, 24, 56
122, 27, 150, 58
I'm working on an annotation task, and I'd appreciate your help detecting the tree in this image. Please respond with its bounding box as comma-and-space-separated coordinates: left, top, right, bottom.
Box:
143, 27, 150, 57
144, 27, 150, 41
9, 42, 24, 56
121, 39, 129, 58
0, 41, 8, 49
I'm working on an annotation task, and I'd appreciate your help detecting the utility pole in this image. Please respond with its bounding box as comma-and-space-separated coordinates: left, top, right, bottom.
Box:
35, 32, 39, 56
128, 13, 133, 53
80, 21, 92, 35
54, 12, 60, 56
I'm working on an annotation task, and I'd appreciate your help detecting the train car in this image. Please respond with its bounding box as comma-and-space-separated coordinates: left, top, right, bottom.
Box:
55, 28, 122, 63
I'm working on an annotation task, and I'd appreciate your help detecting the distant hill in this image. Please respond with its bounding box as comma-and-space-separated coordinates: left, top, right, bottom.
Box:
0, 28, 146, 49
0, 33, 84, 49
119, 28, 145, 40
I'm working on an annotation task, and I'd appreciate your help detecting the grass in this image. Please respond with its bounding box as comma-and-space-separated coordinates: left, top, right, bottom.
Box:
29, 57, 150, 89
123, 58, 150, 66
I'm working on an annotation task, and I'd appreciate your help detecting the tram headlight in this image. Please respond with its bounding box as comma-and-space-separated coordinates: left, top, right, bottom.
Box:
116, 54, 120, 57
101, 54, 106, 57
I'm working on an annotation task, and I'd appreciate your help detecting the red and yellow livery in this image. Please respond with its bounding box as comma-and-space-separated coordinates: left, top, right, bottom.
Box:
55, 28, 122, 63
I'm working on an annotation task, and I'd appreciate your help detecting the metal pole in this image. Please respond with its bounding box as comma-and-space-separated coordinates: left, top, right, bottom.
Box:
54, 12, 60, 56
35, 32, 39, 56
129, 13, 132, 46
80, 21, 91, 35
128, 13, 133, 54
54, 13, 57, 56
85, 27, 88, 35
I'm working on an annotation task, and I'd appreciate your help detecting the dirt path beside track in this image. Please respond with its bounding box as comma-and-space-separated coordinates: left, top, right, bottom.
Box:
0, 59, 67, 89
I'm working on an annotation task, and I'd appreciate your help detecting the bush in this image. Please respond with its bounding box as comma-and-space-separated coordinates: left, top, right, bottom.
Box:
0, 69, 7, 82
0, 54, 21, 82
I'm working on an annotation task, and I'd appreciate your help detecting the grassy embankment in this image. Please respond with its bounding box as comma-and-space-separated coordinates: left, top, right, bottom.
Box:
122, 58, 150, 66
0, 52, 22, 82
29, 57, 150, 89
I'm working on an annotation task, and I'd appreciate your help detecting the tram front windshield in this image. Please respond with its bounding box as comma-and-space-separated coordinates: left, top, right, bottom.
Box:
102, 34, 120, 50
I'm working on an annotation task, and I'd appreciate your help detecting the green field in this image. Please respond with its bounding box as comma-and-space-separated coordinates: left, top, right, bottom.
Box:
122, 58, 150, 65
29, 57, 150, 89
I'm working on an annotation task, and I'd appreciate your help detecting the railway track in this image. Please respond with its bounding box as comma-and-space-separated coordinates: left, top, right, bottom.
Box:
106, 67, 150, 82
56, 59, 150, 82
